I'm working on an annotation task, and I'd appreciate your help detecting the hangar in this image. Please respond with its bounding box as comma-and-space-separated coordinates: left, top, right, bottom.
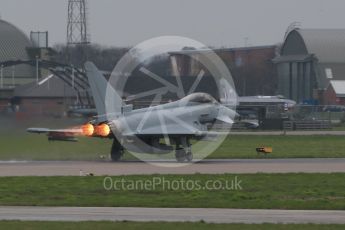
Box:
169, 46, 278, 97
13, 75, 79, 117
0, 19, 35, 88
0, 19, 36, 110
274, 28, 345, 104
0, 19, 84, 116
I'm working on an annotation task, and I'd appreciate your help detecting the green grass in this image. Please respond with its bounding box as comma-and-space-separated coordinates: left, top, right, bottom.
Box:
212, 135, 345, 159
0, 132, 114, 160
0, 221, 344, 230
2, 117, 345, 160
0, 174, 344, 210
1, 133, 345, 160
332, 123, 345, 131
0, 117, 112, 161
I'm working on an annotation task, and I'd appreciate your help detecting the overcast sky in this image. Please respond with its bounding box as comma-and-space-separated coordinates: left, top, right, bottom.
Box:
1, 0, 344, 48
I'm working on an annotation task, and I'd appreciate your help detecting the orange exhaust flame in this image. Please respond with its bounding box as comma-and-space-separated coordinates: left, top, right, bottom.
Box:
82, 124, 94, 136
95, 124, 111, 137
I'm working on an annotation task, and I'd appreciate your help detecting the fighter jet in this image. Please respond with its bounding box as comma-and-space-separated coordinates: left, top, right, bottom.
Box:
28, 62, 237, 162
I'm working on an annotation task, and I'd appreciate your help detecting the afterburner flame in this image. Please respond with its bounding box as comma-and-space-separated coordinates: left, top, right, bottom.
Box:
95, 124, 111, 137
82, 124, 94, 136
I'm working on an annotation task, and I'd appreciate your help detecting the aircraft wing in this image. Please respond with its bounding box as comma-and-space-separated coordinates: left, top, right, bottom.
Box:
121, 123, 232, 138
123, 129, 230, 144
122, 123, 203, 137
27, 128, 82, 142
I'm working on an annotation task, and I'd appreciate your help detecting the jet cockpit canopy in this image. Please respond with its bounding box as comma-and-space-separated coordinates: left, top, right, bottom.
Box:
182, 93, 218, 104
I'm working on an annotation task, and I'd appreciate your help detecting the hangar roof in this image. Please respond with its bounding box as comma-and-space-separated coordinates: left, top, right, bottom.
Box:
169, 45, 276, 55
282, 29, 345, 63
299, 29, 345, 63
0, 19, 34, 78
14, 75, 77, 98
329, 80, 345, 97
0, 19, 32, 61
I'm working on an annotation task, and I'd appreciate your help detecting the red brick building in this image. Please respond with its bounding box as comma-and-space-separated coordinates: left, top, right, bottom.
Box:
13, 75, 79, 117
169, 46, 278, 96
324, 80, 345, 105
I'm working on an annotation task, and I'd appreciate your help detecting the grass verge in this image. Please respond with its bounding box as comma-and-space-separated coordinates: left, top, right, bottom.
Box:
2, 133, 345, 160
211, 135, 345, 159
0, 221, 344, 230
0, 174, 344, 210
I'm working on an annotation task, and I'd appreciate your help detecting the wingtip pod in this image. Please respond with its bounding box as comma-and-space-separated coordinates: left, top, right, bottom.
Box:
26, 128, 50, 134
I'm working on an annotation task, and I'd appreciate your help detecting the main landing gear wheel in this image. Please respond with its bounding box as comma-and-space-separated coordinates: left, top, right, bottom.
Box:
186, 151, 193, 162
175, 137, 193, 163
175, 148, 186, 162
175, 148, 193, 163
110, 139, 124, 161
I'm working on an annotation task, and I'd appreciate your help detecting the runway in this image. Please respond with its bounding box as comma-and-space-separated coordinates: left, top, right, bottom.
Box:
231, 130, 345, 136
0, 207, 345, 224
1, 158, 345, 176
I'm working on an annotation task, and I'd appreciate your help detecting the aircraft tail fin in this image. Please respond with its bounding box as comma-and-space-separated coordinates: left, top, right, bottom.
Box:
84, 62, 122, 116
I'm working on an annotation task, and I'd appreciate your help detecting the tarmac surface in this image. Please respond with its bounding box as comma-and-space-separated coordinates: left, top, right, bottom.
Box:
0, 207, 345, 224
1, 158, 345, 176
1, 158, 344, 225
231, 130, 345, 135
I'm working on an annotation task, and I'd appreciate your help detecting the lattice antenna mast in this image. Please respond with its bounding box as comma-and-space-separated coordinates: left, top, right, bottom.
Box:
67, 0, 90, 45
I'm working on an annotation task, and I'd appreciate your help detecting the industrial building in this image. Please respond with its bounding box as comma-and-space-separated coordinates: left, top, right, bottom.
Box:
169, 46, 278, 96
0, 19, 36, 108
324, 80, 345, 105
274, 28, 345, 104
13, 76, 79, 117
0, 20, 34, 110
0, 19, 85, 117
3, 14, 345, 119
0, 19, 36, 88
